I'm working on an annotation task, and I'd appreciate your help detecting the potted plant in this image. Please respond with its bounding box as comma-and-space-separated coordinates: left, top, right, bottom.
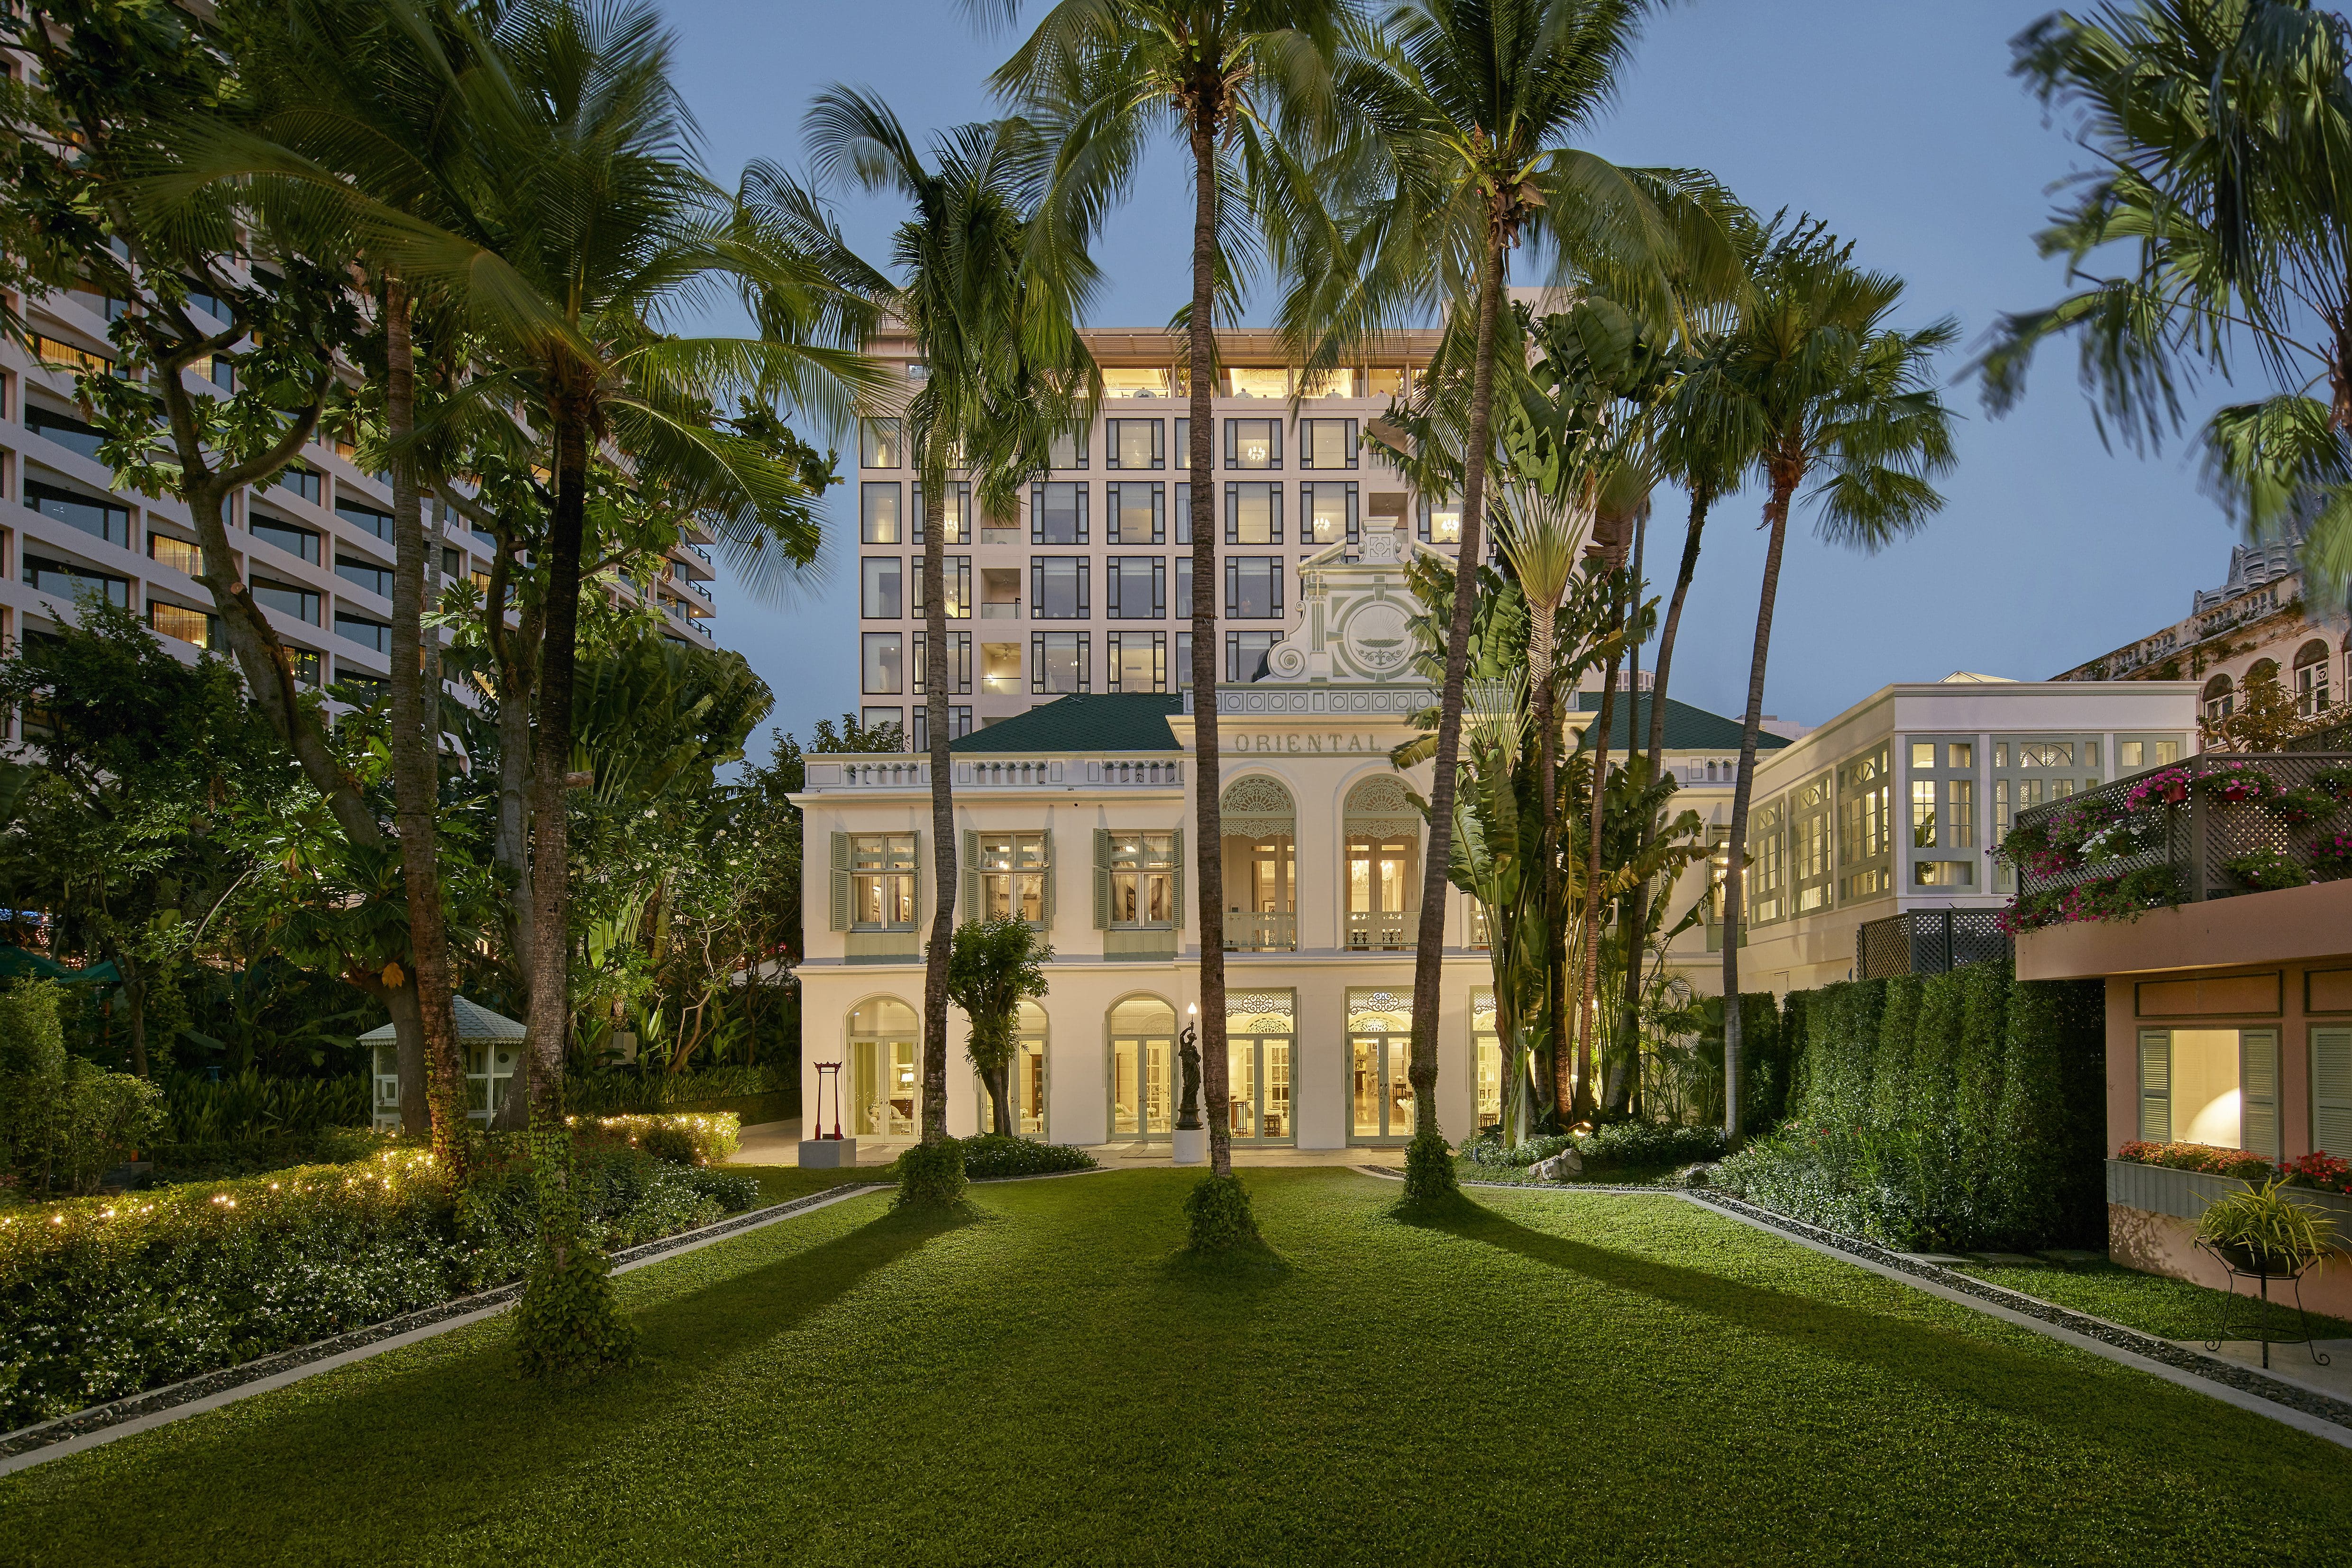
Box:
2197, 1178, 2337, 1277
2312, 831, 2352, 880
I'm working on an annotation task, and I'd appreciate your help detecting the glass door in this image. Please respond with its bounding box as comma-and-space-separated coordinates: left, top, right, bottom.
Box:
1345, 989, 1413, 1142
855, 1037, 918, 1137
1108, 996, 1177, 1139
1227, 990, 1296, 1144
975, 1003, 1049, 1138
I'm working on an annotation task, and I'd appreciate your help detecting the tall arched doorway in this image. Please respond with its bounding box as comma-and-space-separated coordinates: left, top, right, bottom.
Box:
1226, 990, 1296, 1145
849, 998, 919, 1138
1107, 995, 1177, 1140
974, 1001, 1049, 1138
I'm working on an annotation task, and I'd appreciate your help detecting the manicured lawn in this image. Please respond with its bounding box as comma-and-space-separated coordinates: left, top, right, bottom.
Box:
723, 1163, 893, 1207
6, 1170, 2351, 1566
1954, 1255, 2352, 1343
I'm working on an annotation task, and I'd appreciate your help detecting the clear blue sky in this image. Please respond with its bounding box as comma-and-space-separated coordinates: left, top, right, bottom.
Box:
662, 0, 2243, 757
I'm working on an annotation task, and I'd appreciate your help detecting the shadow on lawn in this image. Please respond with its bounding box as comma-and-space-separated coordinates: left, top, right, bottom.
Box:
1414, 1196, 2169, 1419
14, 1193, 966, 1548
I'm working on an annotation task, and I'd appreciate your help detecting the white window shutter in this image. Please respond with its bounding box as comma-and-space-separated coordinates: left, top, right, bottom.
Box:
962, 830, 979, 923
2314, 1027, 2352, 1156
830, 832, 851, 932
2138, 1030, 2171, 1143
2241, 1029, 2279, 1160
1172, 827, 1185, 932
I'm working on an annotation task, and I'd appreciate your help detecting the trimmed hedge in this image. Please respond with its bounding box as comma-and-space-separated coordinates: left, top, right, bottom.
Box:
0, 1117, 760, 1429
1716, 964, 2105, 1250
956, 1135, 1097, 1180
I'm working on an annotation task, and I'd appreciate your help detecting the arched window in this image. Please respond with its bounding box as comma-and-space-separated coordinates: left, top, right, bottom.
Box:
1106, 995, 1177, 1140
848, 997, 919, 1138
2203, 672, 2235, 723
1219, 775, 1297, 951
1344, 775, 1420, 951
2295, 638, 2332, 716
2248, 658, 2281, 695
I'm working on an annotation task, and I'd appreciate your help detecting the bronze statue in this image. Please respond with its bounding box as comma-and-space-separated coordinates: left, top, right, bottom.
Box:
1176, 1022, 1202, 1131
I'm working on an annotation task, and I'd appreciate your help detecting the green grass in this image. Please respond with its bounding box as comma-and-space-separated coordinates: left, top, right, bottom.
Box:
5, 1170, 2351, 1565
721, 1163, 890, 1207
1954, 1256, 2352, 1343
1451, 1155, 1683, 1187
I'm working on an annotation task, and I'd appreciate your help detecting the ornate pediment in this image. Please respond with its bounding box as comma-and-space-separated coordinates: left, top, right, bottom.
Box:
1258, 520, 1447, 685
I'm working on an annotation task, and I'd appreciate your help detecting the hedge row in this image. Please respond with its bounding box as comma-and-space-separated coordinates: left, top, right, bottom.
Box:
0, 1117, 759, 1430
1716, 965, 2105, 1251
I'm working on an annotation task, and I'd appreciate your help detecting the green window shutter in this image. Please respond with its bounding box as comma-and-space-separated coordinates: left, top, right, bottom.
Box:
2137, 1030, 2171, 1143
2314, 1027, 2352, 1156
1040, 830, 1056, 927
962, 830, 980, 923
830, 832, 851, 932
910, 830, 925, 929
2241, 1029, 2279, 1160
1171, 827, 1185, 934
1093, 829, 1112, 929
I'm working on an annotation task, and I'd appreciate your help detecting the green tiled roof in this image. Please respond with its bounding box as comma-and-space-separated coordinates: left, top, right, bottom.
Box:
1575, 692, 1790, 752
951, 693, 1184, 753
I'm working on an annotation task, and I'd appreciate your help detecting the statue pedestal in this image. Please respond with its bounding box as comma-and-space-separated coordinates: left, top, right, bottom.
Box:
798, 1137, 858, 1169
1172, 1128, 1208, 1166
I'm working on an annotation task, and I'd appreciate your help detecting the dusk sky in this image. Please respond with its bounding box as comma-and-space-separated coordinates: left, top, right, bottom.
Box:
664, 0, 2248, 758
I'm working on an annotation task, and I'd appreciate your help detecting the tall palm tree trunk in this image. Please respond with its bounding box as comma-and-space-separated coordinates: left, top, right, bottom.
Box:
1722, 472, 1794, 1142
1609, 509, 1648, 1117
384, 278, 467, 1172
1408, 231, 1503, 1147
1188, 114, 1232, 1180
525, 390, 593, 1126
921, 477, 955, 1145
1645, 490, 1709, 770
1572, 569, 1621, 1118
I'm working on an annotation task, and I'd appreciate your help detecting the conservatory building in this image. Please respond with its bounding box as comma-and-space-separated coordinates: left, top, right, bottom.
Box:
795, 521, 1581, 1152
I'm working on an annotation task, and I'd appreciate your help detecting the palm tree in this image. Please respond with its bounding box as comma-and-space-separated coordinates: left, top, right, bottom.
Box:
1980, 1, 2352, 585
162, 0, 875, 1134
220, 0, 488, 1170
982, 0, 1348, 1200
801, 90, 1099, 1167
1675, 222, 1957, 1138
1286, 0, 1732, 1183
338, 0, 876, 1126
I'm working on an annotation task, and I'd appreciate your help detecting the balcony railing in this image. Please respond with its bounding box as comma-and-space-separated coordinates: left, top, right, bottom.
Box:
1224, 911, 1296, 951
1856, 910, 2010, 981
2008, 751, 2352, 927
980, 601, 1022, 620
1344, 908, 1416, 951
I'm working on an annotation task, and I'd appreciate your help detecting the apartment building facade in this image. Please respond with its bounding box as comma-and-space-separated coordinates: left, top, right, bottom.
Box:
0, 278, 721, 711
849, 326, 1448, 745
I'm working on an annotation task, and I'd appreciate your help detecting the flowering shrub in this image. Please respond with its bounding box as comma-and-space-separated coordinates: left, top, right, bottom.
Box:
2116, 1140, 2279, 1182
2123, 768, 2196, 813
2284, 1151, 2352, 1196
1999, 864, 2183, 933
2198, 761, 2280, 806
2314, 765, 2352, 801
572, 1112, 741, 1165
2224, 848, 2312, 891
2312, 832, 2352, 878
2267, 785, 2336, 827
0, 1135, 760, 1429
2119, 1140, 2352, 1198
